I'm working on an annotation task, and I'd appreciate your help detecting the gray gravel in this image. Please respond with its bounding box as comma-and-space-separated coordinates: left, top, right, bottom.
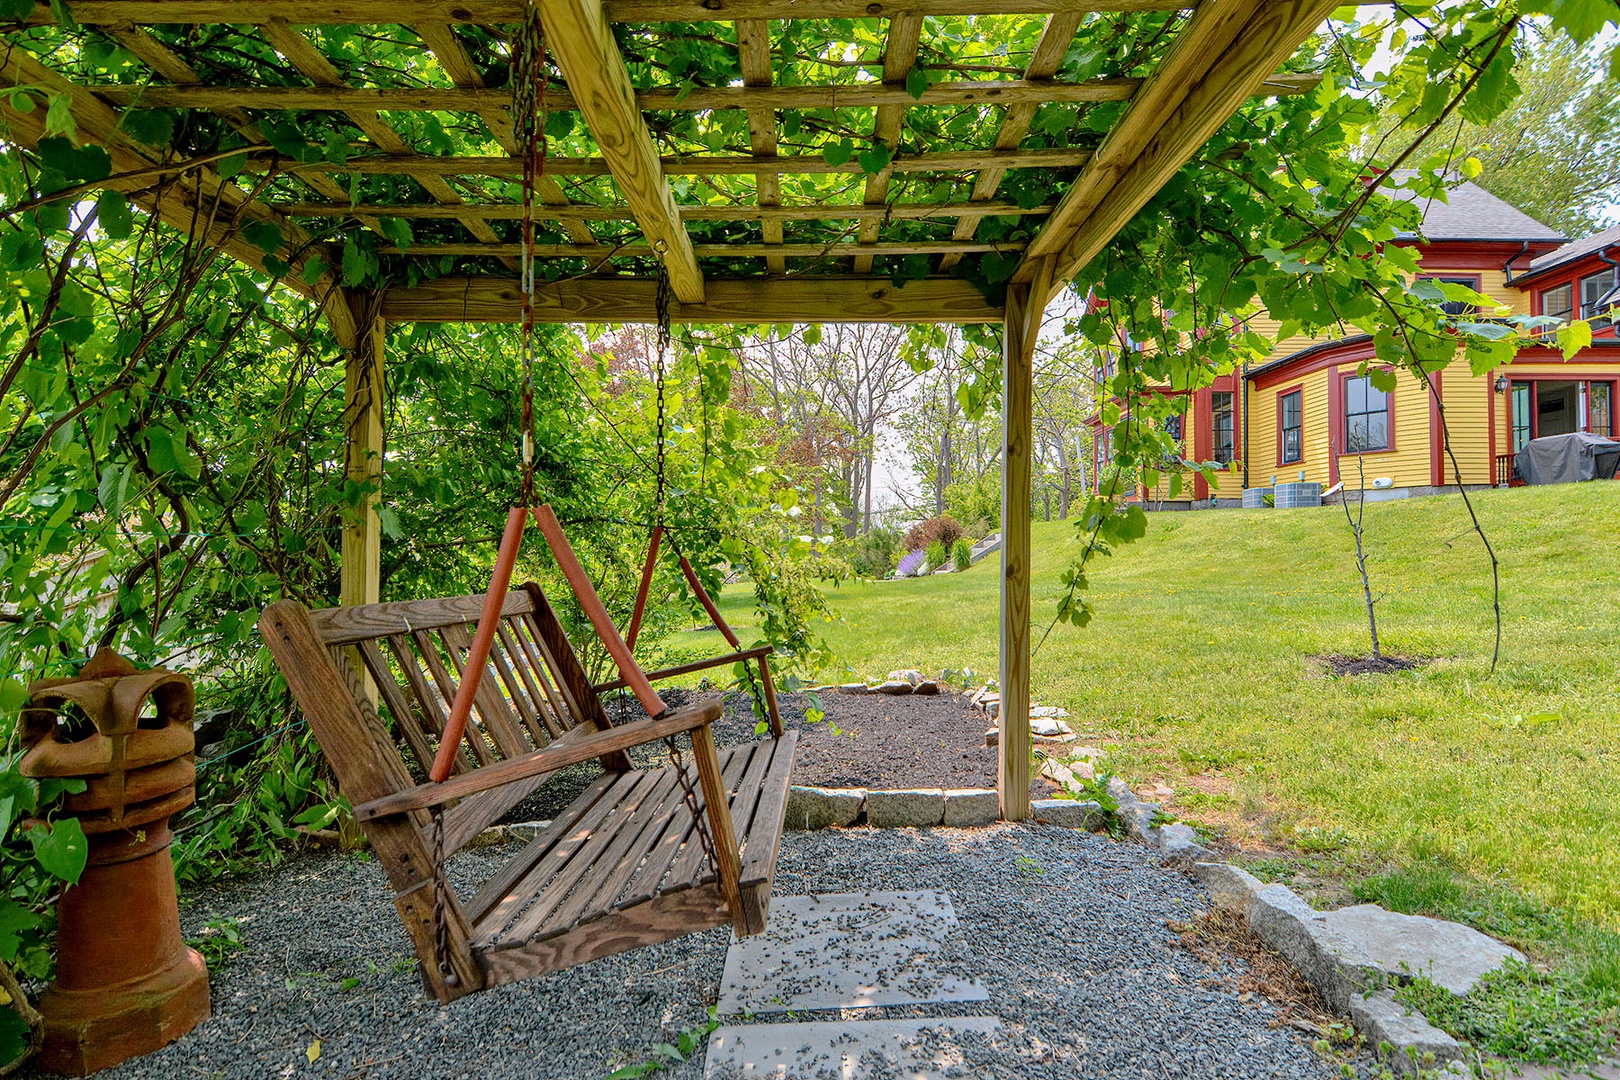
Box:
52, 826, 1352, 1080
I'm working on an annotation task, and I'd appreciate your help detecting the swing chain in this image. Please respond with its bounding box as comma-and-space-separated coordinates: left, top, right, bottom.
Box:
652, 261, 671, 523
429, 805, 460, 989
662, 733, 720, 878
512, 2, 548, 509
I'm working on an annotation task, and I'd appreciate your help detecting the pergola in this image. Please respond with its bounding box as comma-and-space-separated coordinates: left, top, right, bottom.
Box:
2, 0, 1335, 819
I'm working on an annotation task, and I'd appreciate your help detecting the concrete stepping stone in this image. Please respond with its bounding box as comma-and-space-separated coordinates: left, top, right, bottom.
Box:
704, 1017, 999, 1079
716, 891, 988, 1015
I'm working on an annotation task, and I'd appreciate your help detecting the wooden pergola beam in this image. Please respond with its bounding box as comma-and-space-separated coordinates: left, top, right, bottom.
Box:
270, 199, 1054, 220
940, 9, 1080, 271
378, 276, 1003, 324
539, 0, 704, 302
0, 42, 357, 346
380, 239, 1025, 256
998, 254, 1053, 822
27, 0, 1192, 25
1016, 0, 1336, 288
87, 73, 1319, 112
413, 22, 601, 248
258, 146, 1096, 178
854, 11, 924, 274
736, 18, 785, 274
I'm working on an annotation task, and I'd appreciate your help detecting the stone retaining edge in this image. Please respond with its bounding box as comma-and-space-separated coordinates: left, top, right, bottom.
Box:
1192, 862, 1467, 1077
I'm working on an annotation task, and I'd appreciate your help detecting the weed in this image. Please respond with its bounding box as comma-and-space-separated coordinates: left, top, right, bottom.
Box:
1293, 825, 1353, 854
1398, 961, 1618, 1065
186, 917, 246, 972
602, 1007, 725, 1079
1015, 855, 1043, 878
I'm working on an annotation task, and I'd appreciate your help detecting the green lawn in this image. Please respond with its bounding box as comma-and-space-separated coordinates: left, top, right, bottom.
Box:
684, 483, 1620, 931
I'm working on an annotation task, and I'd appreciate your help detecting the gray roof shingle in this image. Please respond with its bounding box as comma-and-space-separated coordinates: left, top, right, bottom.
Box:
1388, 177, 1565, 242
1526, 223, 1620, 274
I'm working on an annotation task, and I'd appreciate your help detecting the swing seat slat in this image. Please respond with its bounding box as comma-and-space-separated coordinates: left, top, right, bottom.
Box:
258, 575, 794, 1004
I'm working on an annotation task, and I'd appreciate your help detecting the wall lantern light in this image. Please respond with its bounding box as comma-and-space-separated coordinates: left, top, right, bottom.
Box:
1494, 375, 1509, 393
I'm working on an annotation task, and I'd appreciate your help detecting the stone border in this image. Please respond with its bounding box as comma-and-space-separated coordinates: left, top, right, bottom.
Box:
1192, 862, 1467, 1076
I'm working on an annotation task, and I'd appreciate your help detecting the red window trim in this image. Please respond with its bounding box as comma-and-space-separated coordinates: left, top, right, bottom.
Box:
1276, 384, 1304, 467
1339, 368, 1397, 456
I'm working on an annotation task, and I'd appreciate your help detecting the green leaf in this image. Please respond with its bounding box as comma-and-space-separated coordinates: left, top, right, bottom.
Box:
378, 217, 413, 252
904, 66, 929, 100
821, 139, 854, 167
0, 1008, 30, 1070
28, 817, 88, 885
216, 151, 249, 179
0, 769, 37, 840
242, 220, 283, 255
0, 899, 42, 957
44, 94, 76, 138
97, 190, 132, 238
97, 460, 132, 513
340, 239, 369, 286
0, 0, 33, 18
857, 143, 892, 175
301, 254, 331, 286
118, 109, 175, 148
1560, 319, 1592, 361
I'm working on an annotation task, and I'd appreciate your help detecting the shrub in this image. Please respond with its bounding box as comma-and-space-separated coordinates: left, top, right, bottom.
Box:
848, 526, 901, 579
902, 515, 966, 553
925, 540, 947, 572
944, 476, 1000, 534
895, 548, 928, 578
952, 537, 972, 571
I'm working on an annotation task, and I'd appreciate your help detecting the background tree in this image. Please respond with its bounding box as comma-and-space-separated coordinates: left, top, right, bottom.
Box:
1366, 28, 1620, 235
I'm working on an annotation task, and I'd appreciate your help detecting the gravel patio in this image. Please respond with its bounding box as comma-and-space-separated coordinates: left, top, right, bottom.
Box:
56, 825, 1356, 1080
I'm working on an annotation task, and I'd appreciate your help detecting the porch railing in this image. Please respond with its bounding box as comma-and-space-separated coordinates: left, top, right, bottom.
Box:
1495, 452, 1517, 487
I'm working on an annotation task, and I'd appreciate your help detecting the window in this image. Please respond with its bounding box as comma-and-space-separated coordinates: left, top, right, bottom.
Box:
1586, 382, 1614, 437
1540, 282, 1573, 331
1510, 383, 1532, 452
1344, 374, 1391, 452
1211, 391, 1235, 464
1581, 268, 1618, 329
1425, 275, 1481, 317
1279, 390, 1303, 464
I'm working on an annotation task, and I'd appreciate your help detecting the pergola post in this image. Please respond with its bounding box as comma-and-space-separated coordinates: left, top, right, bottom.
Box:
999, 257, 1053, 821
340, 290, 385, 610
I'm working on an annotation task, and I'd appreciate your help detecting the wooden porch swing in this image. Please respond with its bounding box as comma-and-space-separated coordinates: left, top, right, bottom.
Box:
258, 18, 793, 1000
258, 502, 796, 1003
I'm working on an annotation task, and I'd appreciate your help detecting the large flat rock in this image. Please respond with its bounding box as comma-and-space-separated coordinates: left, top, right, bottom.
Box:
704, 1017, 999, 1079
716, 892, 988, 1015
1322, 904, 1524, 996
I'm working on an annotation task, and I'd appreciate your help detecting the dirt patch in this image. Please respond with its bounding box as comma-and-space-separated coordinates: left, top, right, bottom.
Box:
1171, 907, 1340, 1033
1317, 653, 1424, 676
705, 688, 1054, 797
508, 688, 1051, 823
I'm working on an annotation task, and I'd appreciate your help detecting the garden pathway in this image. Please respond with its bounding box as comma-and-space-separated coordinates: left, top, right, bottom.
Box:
706, 891, 997, 1077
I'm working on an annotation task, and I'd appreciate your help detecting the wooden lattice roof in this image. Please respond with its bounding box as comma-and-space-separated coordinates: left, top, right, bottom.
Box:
1, 0, 1339, 340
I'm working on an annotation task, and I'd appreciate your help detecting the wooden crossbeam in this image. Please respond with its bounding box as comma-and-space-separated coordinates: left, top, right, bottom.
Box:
538, 0, 704, 302
382, 239, 1025, 256
0, 43, 356, 346
1016, 0, 1336, 288
259, 146, 1095, 178
940, 8, 1080, 270
259, 19, 514, 263
270, 199, 1054, 220
854, 11, 924, 274
736, 19, 784, 273
412, 22, 600, 248
98, 19, 390, 243
379, 275, 1004, 324
27, 0, 1193, 26
86, 73, 1320, 112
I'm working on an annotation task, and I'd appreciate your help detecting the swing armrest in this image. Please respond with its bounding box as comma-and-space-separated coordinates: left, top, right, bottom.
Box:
351, 698, 725, 822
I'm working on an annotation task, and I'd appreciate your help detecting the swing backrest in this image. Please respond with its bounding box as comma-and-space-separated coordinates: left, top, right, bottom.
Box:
302, 582, 625, 852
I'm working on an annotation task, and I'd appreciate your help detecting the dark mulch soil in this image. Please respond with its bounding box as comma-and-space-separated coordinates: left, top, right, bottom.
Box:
1318, 653, 1424, 676
504, 688, 1049, 823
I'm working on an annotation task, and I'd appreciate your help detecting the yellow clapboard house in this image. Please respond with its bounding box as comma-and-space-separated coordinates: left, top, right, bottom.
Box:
1093, 181, 1620, 506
